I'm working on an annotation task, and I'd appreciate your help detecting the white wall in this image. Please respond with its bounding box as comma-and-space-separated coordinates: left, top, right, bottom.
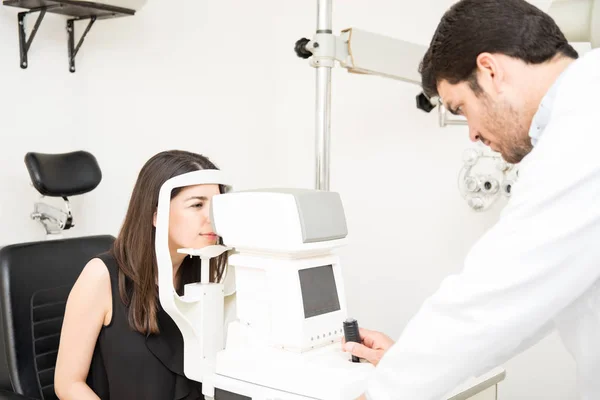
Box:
0, 9, 88, 244
0, 0, 577, 399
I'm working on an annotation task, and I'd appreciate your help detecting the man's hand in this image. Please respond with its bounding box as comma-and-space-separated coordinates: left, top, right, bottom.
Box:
342, 327, 395, 366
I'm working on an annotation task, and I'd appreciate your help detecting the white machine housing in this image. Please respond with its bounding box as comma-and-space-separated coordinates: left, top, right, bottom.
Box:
211, 188, 348, 254
155, 169, 231, 387
304, 26, 467, 127
211, 189, 349, 353
210, 188, 375, 399
539, 0, 600, 49
224, 252, 347, 353
155, 173, 375, 399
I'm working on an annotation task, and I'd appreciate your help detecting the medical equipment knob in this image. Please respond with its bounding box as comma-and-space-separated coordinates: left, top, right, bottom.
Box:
468, 196, 485, 210
502, 180, 513, 197
479, 176, 499, 194
294, 38, 312, 59
343, 318, 361, 363
464, 176, 479, 192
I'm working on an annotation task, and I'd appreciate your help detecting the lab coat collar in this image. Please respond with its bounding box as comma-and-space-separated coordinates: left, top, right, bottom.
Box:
528, 62, 572, 147
528, 49, 600, 147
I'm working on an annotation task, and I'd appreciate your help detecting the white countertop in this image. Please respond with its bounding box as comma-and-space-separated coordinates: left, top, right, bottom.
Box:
445, 367, 506, 400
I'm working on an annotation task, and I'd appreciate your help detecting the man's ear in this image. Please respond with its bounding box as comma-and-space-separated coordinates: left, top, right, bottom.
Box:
476, 52, 504, 95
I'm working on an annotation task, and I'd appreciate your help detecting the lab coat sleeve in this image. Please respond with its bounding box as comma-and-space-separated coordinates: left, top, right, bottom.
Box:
365, 104, 600, 400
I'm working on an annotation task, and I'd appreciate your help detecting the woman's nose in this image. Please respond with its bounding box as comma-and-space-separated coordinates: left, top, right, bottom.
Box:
201, 207, 211, 223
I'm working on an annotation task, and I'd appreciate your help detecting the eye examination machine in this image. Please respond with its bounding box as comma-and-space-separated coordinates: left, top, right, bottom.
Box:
155, 170, 374, 399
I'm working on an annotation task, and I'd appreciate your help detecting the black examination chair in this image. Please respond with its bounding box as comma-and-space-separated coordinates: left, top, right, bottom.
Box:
0, 152, 115, 399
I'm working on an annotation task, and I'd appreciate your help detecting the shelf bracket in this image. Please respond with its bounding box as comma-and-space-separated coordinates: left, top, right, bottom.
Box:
18, 6, 57, 69
67, 16, 96, 73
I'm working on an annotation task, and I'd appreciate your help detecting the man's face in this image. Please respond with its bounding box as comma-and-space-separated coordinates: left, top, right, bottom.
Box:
437, 57, 534, 164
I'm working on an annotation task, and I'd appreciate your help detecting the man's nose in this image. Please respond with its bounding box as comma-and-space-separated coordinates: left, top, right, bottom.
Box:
469, 126, 480, 143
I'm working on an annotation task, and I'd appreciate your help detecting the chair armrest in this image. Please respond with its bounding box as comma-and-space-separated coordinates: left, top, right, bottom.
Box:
0, 390, 37, 400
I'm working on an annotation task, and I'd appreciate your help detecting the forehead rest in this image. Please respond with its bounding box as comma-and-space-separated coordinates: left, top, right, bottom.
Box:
24, 151, 102, 197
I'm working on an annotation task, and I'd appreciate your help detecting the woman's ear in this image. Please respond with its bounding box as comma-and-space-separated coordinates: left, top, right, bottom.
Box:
153, 209, 157, 227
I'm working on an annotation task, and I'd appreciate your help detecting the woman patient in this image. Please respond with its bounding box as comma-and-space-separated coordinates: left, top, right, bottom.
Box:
54, 150, 233, 400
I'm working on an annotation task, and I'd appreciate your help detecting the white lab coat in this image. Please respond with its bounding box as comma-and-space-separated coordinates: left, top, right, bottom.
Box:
365, 48, 600, 400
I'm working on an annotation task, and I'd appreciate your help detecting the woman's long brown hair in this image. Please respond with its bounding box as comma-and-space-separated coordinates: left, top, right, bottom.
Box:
110, 150, 229, 335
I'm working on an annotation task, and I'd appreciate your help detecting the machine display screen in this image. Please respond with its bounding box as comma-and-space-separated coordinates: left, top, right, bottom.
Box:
298, 265, 341, 318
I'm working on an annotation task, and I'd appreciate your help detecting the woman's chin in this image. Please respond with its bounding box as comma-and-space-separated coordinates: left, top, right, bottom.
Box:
193, 238, 218, 248
176, 237, 218, 251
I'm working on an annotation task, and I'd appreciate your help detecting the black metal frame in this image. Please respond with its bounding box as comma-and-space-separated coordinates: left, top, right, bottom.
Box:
4, 0, 135, 72
18, 9, 41, 69
67, 16, 96, 72
17, 6, 58, 69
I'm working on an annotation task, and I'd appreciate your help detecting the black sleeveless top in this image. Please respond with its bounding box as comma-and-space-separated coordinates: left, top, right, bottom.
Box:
86, 252, 203, 399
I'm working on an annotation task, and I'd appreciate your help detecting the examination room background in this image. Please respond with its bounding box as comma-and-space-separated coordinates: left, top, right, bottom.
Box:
0, 0, 575, 398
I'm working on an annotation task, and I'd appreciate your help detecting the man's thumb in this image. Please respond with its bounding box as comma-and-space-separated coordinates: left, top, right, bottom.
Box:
344, 341, 378, 363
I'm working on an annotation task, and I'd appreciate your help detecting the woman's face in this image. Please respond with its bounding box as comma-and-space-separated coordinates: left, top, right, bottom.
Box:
167, 184, 221, 251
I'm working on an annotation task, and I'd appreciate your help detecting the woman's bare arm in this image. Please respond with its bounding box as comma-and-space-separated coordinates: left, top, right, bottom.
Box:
54, 258, 112, 400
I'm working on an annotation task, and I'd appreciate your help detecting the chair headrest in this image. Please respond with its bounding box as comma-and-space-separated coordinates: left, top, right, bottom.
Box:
24, 151, 102, 197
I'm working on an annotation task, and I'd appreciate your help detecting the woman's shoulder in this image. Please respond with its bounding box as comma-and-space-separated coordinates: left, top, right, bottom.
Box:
77, 257, 112, 292
89, 252, 120, 279
66, 256, 113, 325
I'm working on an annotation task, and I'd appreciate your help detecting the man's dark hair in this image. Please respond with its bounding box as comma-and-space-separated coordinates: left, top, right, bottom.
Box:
419, 0, 579, 98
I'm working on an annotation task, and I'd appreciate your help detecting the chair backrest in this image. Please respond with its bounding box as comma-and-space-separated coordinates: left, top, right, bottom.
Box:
0, 235, 115, 400
24, 151, 102, 198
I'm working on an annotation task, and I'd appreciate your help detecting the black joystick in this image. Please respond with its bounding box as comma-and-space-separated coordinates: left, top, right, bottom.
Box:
343, 317, 361, 363
294, 37, 313, 59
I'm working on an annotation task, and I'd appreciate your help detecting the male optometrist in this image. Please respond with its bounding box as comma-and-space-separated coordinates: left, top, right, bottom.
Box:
344, 0, 600, 399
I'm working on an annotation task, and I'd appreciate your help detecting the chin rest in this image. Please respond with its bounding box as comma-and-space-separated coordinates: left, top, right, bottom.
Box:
25, 151, 102, 236
0, 235, 115, 400
24, 151, 101, 198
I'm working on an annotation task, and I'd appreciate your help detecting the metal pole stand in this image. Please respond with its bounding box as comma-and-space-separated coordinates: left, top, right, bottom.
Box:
313, 0, 333, 191
294, 0, 334, 191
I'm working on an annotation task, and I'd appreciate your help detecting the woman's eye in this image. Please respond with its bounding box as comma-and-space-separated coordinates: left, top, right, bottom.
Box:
192, 203, 204, 208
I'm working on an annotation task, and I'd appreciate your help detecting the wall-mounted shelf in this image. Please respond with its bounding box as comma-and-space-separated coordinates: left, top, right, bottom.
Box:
3, 0, 136, 72
4, 0, 135, 19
